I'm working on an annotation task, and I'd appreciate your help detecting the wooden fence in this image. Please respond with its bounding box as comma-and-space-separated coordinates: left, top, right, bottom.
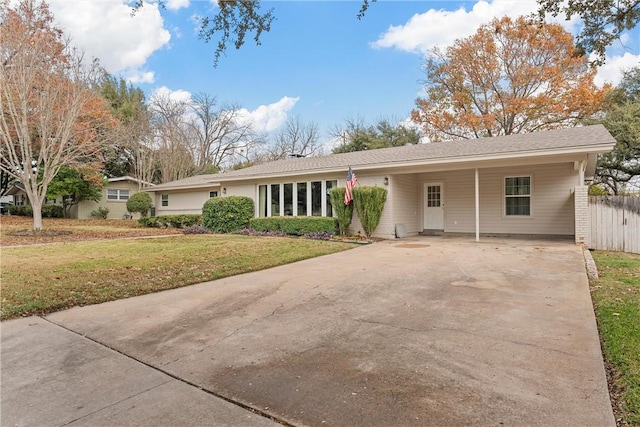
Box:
589, 196, 640, 254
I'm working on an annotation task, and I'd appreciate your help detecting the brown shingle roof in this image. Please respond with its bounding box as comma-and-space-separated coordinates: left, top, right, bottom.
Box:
149, 125, 615, 191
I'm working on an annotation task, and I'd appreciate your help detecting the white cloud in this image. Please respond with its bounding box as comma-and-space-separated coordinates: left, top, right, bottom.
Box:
166, 0, 190, 11
372, 0, 577, 53
124, 70, 156, 84
595, 53, 640, 87
48, 1, 170, 75
236, 97, 300, 134
152, 86, 193, 103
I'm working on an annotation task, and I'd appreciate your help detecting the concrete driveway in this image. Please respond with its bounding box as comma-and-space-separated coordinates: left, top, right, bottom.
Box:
2, 237, 614, 426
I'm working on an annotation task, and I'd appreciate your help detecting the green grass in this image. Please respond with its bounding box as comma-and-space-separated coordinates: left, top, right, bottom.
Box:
0, 234, 353, 320
590, 251, 640, 425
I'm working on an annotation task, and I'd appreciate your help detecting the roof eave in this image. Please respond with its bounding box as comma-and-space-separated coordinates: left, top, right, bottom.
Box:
217, 143, 616, 183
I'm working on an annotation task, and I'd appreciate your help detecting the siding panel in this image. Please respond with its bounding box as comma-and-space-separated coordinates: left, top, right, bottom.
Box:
418, 163, 576, 235
392, 173, 419, 235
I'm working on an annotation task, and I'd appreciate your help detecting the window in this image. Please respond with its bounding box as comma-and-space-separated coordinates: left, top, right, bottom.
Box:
427, 185, 441, 207
259, 180, 338, 218
161, 194, 169, 207
326, 180, 337, 217
283, 183, 293, 216
311, 181, 322, 216
107, 189, 129, 201
297, 183, 307, 216
271, 184, 280, 216
209, 191, 218, 198
505, 176, 531, 216
258, 185, 267, 217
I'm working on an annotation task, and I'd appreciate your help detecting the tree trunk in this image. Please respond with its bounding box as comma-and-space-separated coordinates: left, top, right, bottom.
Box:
31, 198, 43, 230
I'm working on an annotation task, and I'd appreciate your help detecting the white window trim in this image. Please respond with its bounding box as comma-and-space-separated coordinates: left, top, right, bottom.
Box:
503, 174, 533, 218
258, 180, 339, 218
107, 188, 130, 202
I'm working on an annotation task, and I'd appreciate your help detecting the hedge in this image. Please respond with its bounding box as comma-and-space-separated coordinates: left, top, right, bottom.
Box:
42, 205, 64, 218
203, 196, 254, 233
249, 216, 337, 236
138, 214, 202, 228
7, 205, 33, 217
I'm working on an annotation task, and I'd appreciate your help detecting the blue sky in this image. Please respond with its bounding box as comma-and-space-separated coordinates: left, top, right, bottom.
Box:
47, 0, 640, 145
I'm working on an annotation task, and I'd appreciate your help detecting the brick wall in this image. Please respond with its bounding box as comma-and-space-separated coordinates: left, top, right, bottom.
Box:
574, 185, 590, 246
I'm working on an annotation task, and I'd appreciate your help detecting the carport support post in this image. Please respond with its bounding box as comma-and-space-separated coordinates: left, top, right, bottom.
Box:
475, 168, 480, 242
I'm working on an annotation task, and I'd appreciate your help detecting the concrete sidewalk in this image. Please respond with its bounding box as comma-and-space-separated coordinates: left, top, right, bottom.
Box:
2, 237, 615, 426
0, 317, 279, 426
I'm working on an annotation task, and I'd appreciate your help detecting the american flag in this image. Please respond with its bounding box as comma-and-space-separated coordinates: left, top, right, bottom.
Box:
344, 166, 358, 205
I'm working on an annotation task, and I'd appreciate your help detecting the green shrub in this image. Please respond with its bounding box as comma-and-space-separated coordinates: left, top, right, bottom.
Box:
202, 196, 254, 233
249, 216, 337, 236
7, 205, 33, 217
138, 214, 201, 228
352, 186, 387, 238
90, 206, 109, 219
330, 187, 353, 236
126, 192, 153, 217
41, 205, 64, 218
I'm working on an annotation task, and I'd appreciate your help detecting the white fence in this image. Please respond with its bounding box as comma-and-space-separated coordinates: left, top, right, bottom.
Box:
589, 196, 640, 254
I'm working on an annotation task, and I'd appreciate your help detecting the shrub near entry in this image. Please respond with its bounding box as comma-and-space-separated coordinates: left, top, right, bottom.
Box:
330, 187, 353, 236
249, 216, 337, 235
203, 196, 254, 233
352, 186, 387, 238
126, 192, 153, 217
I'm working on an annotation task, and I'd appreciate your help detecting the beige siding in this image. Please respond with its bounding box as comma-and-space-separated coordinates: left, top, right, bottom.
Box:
391, 173, 420, 236
76, 180, 142, 219
226, 183, 256, 198
153, 187, 219, 216
418, 163, 576, 235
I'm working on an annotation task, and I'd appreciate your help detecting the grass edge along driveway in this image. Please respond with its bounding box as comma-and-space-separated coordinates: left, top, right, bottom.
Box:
0, 234, 353, 320
590, 251, 640, 426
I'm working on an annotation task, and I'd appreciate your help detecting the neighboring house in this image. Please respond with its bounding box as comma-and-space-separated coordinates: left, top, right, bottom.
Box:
71, 176, 154, 220
147, 125, 616, 245
6, 176, 153, 219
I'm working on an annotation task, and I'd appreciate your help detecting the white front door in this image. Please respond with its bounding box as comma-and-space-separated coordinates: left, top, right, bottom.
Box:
424, 182, 444, 230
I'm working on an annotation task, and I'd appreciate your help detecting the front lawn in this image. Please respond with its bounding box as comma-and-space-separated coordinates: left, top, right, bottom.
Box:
1, 216, 181, 246
590, 251, 640, 426
0, 234, 353, 320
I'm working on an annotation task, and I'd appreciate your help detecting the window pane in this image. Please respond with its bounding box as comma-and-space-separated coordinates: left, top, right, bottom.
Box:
209, 191, 218, 198
506, 197, 530, 215
427, 185, 440, 207
505, 177, 530, 196
107, 189, 117, 200
283, 183, 293, 216
258, 185, 267, 217
120, 190, 130, 200
161, 194, 168, 207
326, 180, 337, 217
297, 183, 307, 216
311, 181, 322, 216
271, 184, 280, 216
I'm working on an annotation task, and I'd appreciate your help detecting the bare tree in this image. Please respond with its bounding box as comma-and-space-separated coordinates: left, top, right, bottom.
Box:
187, 93, 264, 173
265, 116, 321, 160
147, 90, 195, 183
0, 0, 113, 229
